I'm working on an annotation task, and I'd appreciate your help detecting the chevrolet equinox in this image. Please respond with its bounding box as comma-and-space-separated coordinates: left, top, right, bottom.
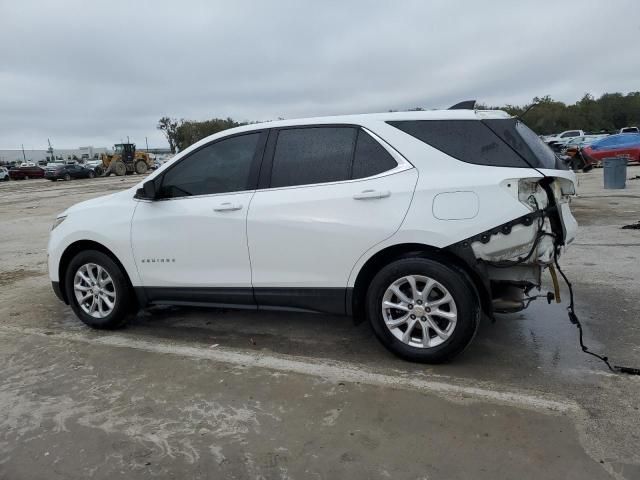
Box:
48, 108, 578, 363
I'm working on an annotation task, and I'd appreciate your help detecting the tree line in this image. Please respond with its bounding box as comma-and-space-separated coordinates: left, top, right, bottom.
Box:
158, 91, 640, 152
484, 92, 640, 135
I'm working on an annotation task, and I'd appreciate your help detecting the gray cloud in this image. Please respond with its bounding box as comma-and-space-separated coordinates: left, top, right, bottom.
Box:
1, 0, 639, 149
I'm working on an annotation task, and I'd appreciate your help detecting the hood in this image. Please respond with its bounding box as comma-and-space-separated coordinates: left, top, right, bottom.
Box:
62, 188, 135, 216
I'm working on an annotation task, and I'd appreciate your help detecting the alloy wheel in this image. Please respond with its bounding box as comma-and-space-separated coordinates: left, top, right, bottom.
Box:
73, 263, 117, 318
381, 275, 457, 348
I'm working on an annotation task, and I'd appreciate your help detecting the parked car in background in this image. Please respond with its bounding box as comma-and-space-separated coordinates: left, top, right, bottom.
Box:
0, 166, 10, 181
620, 126, 639, 134
84, 159, 103, 171
9, 164, 45, 180
582, 133, 640, 167
45, 163, 97, 181
543, 129, 585, 143
544, 130, 588, 152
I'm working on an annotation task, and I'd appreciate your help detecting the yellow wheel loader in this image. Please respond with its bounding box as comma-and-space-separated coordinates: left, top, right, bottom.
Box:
96, 143, 153, 177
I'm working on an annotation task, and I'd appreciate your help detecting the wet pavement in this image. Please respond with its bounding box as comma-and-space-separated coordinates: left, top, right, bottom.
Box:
1, 169, 639, 479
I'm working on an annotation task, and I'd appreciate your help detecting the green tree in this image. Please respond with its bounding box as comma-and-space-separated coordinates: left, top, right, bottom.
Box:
157, 117, 180, 153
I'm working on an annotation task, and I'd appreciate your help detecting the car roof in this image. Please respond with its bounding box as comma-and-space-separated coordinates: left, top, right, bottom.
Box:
593, 133, 640, 145
221, 109, 511, 135
238, 110, 510, 129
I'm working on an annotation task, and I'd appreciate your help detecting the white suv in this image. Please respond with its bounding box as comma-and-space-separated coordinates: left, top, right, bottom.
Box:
48, 109, 578, 363
0, 166, 9, 181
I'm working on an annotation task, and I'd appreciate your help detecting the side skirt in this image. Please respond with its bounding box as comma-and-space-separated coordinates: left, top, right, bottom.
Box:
139, 287, 350, 316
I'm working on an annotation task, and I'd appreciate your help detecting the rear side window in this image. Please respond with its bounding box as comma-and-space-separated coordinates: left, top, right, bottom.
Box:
270, 127, 357, 188
388, 120, 531, 168
352, 130, 397, 179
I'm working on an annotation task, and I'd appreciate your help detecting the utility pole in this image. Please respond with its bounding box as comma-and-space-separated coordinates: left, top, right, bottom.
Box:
145, 136, 149, 152
21, 144, 26, 162
47, 138, 54, 162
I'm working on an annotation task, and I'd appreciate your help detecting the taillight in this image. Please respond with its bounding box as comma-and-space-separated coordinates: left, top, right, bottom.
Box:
517, 178, 545, 211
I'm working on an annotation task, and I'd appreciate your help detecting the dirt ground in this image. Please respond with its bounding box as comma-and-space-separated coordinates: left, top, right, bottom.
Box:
1, 168, 639, 479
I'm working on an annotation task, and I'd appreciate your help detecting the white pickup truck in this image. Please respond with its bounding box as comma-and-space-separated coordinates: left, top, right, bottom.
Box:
543, 130, 585, 143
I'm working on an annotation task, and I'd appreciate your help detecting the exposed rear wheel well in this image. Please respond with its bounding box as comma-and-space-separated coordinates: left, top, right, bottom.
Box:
58, 240, 135, 306
351, 243, 491, 321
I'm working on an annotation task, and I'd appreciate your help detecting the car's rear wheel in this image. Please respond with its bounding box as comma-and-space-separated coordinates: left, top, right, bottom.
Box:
63, 173, 71, 181
366, 257, 480, 363
88, 170, 95, 179
65, 250, 132, 329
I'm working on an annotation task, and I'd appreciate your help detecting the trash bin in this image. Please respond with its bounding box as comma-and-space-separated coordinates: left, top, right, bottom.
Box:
603, 157, 627, 189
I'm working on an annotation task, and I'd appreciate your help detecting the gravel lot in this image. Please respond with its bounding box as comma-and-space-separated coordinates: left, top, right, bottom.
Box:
1, 169, 639, 479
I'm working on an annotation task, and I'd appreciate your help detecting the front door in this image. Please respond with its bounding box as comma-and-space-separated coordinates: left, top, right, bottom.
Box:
131, 131, 266, 306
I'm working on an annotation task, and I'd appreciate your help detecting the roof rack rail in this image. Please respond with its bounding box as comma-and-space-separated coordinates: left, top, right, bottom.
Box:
448, 100, 476, 110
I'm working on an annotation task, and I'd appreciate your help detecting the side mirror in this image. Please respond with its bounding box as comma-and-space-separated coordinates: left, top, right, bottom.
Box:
135, 179, 158, 200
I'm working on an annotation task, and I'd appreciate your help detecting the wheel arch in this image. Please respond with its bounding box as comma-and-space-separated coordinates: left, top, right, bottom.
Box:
58, 240, 137, 306
349, 242, 491, 322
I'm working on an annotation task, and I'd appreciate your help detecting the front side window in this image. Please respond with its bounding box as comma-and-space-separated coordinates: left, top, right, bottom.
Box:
160, 133, 260, 198
270, 127, 356, 188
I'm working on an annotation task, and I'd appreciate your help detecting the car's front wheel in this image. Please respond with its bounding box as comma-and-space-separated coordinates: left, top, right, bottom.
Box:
65, 250, 133, 329
366, 257, 480, 363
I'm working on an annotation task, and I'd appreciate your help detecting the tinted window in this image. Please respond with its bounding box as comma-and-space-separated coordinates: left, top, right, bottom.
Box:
160, 133, 260, 198
270, 127, 356, 188
388, 120, 532, 168
352, 130, 397, 179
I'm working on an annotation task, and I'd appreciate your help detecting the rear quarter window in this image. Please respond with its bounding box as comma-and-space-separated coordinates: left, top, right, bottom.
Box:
387, 120, 532, 168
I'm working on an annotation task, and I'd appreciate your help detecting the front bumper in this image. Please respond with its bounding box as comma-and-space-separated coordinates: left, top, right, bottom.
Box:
51, 281, 66, 303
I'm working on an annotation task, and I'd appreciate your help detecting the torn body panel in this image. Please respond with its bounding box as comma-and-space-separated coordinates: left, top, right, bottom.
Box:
446, 175, 577, 315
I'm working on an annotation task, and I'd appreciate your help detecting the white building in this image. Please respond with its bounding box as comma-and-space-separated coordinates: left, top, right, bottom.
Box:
0, 146, 109, 166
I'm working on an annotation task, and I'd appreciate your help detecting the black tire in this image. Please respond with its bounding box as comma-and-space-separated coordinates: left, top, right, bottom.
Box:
64, 250, 133, 329
113, 161, 127, 176
134, 160, 148, 174
94, 166, 104, 176
3, 176, 9, 181
88, 170, 95, 179
366, 257, 480, 363
63, 173, 71, 181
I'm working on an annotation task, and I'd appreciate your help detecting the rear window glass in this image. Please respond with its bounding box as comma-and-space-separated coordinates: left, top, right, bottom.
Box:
388, 120, 531, 168
486, 119, 558, 169
352, 130, 397, 179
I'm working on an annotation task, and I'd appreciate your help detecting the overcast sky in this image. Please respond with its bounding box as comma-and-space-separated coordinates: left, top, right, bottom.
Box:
2, 0, 639, 150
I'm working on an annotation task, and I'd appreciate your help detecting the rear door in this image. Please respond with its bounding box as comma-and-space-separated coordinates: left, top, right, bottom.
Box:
246, 125, 417, 314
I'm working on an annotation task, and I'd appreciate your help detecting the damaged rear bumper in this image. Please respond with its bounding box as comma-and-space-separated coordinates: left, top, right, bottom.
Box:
447, 174, 578, 314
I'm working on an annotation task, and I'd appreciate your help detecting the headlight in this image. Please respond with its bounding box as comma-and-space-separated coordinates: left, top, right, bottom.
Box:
52, 216, 67, 231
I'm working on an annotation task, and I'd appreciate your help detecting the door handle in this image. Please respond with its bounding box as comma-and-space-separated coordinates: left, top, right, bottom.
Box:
353, 189, 391, 200
213, 202, 243, 212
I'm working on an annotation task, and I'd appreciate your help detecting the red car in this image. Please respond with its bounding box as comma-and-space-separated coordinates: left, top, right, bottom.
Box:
582, 134, 640, 167
8, 165, 45, 180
